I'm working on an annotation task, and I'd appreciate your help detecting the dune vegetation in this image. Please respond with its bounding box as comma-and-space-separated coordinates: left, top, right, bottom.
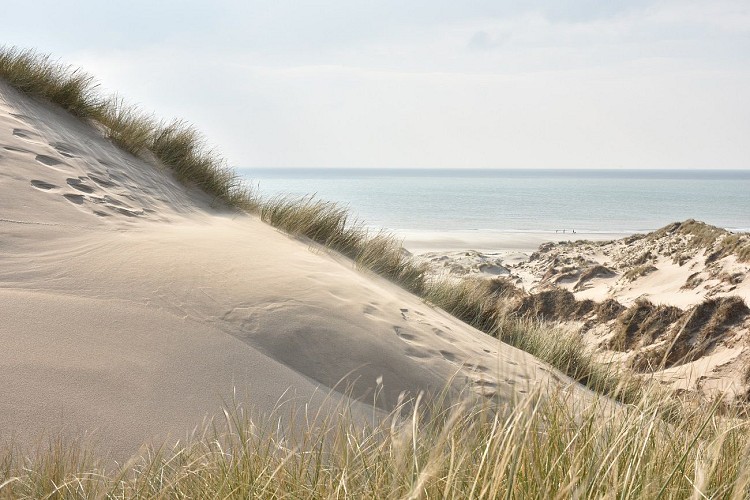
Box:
3, 46, 750, 497
2, 385, 750, 498
0, 47, 251, 208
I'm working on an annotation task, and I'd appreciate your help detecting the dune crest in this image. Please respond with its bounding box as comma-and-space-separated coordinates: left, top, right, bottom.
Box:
0, 80, 586, 459
419, 222, 750, 401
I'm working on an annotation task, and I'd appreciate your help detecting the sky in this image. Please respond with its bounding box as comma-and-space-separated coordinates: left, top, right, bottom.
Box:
3, 0, 750, 169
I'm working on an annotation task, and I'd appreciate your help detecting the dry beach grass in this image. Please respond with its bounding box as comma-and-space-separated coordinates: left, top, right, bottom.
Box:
2, 47, 750, 498
3, 387, 750, 498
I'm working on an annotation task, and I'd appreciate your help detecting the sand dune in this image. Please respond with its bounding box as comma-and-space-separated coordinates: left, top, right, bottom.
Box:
419, 224, 750, 400
0, 80, 589, 459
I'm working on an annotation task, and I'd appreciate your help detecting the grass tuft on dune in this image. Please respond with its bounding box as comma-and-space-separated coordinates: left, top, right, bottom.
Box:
2, 387, 750, 498
423, 278, 663, 411
0, 46, 251, 207
260, 195, 427, 294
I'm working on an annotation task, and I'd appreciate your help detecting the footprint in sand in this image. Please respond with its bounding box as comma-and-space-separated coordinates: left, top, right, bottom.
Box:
400, 307, 430, 324
63, 193, 85, 205
439, 349, 459, 362
4, 145, 33, 153
362, 303, 380, 315
470, 364, 491, 374
9, 113, 31, 123
66, 177, 95, 194
393, 326, 417, 342
404, 346, 432, 359
52, 142, 80, 158
35, 155, 69, 170
87, 173, 116, 188
113, 207, 143, 217
469, 377, 499, 398
102, 195, 132, 208
30, 180, 57, 191
473, 378, 498, 389
432, 327, 456, 343
12, 128, 41, 141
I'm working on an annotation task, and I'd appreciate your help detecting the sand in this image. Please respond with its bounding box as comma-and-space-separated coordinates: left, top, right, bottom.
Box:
0, 81, 595, 460
415, 221, 750, 401
398, 229, 630, 254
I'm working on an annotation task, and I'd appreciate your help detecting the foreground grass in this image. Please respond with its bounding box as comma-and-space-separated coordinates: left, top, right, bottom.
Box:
422, 279, 680, 415
2, 388, 750, 498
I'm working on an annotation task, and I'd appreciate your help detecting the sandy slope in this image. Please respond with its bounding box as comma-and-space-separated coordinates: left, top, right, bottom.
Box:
0, 82, 587, 460
418, 226, 750, 401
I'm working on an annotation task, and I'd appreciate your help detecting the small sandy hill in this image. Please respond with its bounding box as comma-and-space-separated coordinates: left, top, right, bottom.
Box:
0, 81, 588, 460
520, 220, 750, 308
419, 223, 750, 401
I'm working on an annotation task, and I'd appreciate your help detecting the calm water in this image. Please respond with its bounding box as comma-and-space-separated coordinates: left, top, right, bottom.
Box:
240, 169, 750, 235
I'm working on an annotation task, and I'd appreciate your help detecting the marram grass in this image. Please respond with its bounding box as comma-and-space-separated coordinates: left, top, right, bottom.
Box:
0, 45, 688, 405
2, 386, 750, 499
0, 46, 251, 207
260, 195, 426, 295
4, 47, 750, 497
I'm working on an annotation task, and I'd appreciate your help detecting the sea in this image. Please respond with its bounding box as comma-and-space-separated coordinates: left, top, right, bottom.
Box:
239, 168, 750, 239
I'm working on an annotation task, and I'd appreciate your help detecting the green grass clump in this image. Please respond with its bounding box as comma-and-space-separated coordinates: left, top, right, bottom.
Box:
652, 220, 750, 263
2, 387, 749, 498
623, 264, 658, 282
0, 46, 251, 208
261, 196, 426, 294
0, 47, 101, 117
611, 299, 682, 354
716, 234, 750, 263
425, 278, 651, 407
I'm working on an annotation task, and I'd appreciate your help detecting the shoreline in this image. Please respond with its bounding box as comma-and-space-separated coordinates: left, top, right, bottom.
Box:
396, 229, 634, 254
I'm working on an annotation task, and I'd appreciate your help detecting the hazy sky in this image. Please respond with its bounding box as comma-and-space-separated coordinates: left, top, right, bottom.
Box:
4, 1, 750, 169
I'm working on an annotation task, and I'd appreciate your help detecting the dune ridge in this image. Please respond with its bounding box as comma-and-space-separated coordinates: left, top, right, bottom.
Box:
0, 56, 589, 462
419, 222, 750, 400
4, 48, 750, 498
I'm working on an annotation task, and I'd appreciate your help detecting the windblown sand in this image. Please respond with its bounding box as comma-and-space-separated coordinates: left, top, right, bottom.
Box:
0, 81, 590, 460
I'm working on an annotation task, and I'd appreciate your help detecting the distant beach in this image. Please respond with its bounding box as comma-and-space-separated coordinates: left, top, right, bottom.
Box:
242, 168, 750, 253
394, 229, 631, 253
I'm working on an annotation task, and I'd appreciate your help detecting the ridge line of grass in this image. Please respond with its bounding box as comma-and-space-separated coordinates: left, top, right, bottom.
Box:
0, 46, 253, 208
4, 46, 750, 499
0, 46, 670, 406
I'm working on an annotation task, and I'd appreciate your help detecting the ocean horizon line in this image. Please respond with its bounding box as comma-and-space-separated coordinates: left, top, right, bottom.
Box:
240, 167, 750, 180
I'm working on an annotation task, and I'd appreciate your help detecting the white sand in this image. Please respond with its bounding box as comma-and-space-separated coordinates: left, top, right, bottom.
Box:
399, 229, 631, 254
415, 222, 750, 401
0, 81, 593, 460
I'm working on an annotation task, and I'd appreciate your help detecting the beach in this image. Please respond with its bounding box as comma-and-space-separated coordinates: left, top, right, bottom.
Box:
4, 0, 750, 492
0, 77, 592, 461
397, 228, 631, 254
3, 74, 748, 460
